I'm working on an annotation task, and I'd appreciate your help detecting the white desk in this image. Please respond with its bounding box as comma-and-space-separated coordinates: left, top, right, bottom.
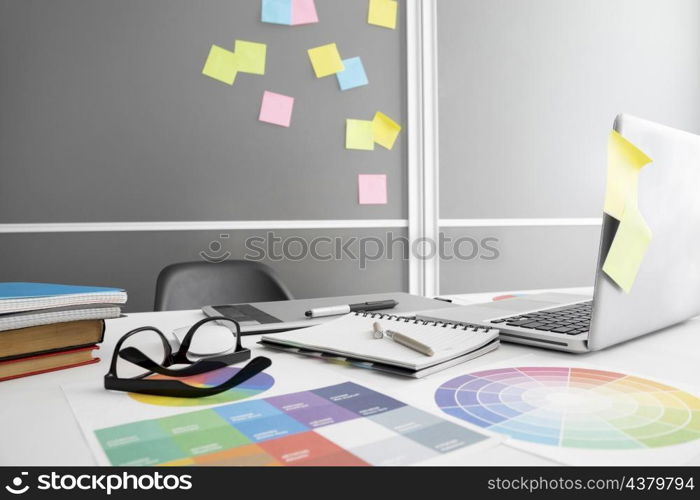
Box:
2, 288, 699, 466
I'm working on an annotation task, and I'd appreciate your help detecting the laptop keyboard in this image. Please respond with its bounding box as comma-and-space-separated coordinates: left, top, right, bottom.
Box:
489, 301, 592, 335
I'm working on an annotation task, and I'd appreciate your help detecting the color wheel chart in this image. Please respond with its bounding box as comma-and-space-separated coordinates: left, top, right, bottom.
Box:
128, 367, 275, 407
435, 367, 700, 450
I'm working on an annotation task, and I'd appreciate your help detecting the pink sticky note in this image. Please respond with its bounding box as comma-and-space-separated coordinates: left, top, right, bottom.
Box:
259, 91, 295, 127
358, 174, 388, 205
292, 0, 319, 25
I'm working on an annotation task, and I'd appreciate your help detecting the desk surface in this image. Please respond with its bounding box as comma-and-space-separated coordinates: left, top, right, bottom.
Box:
2, 288, 699, 466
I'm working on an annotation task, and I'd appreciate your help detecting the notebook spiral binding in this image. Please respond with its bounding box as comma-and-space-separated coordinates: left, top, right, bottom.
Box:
353, 311, 492, 332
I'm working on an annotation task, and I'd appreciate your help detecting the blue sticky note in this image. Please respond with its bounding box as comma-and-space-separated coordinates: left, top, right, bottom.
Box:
262, 0, 292, 25
336, 57, 368, 91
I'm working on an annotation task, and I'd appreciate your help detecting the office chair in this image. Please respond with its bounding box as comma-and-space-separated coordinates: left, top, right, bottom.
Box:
154, 260, 293, 311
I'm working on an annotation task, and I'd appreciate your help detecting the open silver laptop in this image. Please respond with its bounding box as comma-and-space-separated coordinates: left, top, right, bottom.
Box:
419, 114, 700, 352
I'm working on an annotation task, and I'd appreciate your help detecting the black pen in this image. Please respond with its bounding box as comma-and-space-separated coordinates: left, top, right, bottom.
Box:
305, 299, 398, 318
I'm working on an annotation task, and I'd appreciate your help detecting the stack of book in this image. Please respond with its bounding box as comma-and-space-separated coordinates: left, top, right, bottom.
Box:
0, 283, 127, 382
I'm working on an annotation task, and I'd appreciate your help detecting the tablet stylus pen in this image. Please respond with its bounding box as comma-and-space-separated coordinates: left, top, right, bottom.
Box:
372, 322, 434, 356
305, 299, 398, 318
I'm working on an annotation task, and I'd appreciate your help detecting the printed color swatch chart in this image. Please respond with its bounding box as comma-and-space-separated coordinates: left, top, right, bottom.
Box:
128, 367, 275, 407
435, 367, 700, 449
97, 382, 488, 466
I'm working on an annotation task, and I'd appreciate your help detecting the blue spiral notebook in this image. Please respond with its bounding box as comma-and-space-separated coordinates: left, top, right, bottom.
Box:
0, 282, 127, 314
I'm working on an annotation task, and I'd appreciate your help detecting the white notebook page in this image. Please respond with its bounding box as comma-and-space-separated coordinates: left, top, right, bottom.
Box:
263, 313, 498, 370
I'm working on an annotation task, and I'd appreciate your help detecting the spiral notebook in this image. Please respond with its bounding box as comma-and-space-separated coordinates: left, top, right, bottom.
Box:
259, 312, 500, 378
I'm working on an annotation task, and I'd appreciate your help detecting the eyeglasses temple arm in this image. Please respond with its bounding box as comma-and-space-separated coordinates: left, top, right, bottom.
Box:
118, 347, 230, 377
107, 357, 272, 398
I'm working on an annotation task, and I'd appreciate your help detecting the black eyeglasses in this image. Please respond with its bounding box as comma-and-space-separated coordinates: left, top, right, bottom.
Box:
104, 316, 271, 398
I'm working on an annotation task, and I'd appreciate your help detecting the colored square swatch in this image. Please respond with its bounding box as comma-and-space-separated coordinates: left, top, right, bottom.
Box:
315, 418, 396, 450
234, 414, 309, 443
194, 444, 279, 466
368, 0, 397, 29
358, 174, 388, 205
235, 40, 267, 75
214, 399, 282, 425
351, 435, 437, 465
346, 119, 375, 150
313, 382, 402, 415
307, 43, 344, 78
201, 45, 237, 85
405, 421, 488, 453
266, 390, 358, 428
258, 431, 366, 466
171, 426, 251, 456
259, 91, 295, 127
262, 0, 292, 25
336, 57, 368, 91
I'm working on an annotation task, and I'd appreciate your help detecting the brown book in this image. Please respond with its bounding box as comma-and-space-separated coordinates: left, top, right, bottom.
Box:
0, 319, 105, 361
0, 345, 99, 382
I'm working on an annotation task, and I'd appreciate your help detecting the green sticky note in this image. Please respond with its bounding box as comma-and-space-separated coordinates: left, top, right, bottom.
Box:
372, 111, 401, 150
235, 40, 267, 75
307, 43, 344, 78
604, 130, 652, 220
346, 119, 375, 150
602, 201, 652, 293
202, 45, 238, 85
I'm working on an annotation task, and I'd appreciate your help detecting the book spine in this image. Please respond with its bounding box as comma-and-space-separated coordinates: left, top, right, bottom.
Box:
0, 320, 106, 362
0, 357, 99, 382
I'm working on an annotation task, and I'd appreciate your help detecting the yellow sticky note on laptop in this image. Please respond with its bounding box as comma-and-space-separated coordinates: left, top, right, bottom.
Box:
307, 43, 344, 78
368, 0, 397, 29
202, 45, 238, 85
235, 40, 267, 75
346, 119, 375, 150
604, 130, 652, 220
602, 201, 652, 293
372, 112, 401, 150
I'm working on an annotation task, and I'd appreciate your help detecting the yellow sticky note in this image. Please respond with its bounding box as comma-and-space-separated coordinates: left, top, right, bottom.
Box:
604, 130, 652, 220
346, 119, 375, 150
202, 45, 238, 85
373, 112, 401, 150
602, 201, 652, 293
368, 0, 397, 29
307, 43, 344, 78
235, 40, 267, 75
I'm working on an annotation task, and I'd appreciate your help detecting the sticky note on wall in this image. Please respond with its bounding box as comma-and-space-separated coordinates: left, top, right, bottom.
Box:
336, 57, 368, 91
602, 201, 652, 293
307, 43, 344, 78
368, 0, 398, 29
292, 0, 319, 25
372, 112, 401, 149
346, 120, 375, 150
358, 174, 388, 204
202, 45, 238, 85
259, 91, 295, 127
262, 0, 318, 26
235, 40, 267, 75
262, 0, 292, 25
604, 130, 652, 220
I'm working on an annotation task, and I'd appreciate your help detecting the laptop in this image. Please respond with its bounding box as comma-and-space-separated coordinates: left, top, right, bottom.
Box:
418, 114, 700, 353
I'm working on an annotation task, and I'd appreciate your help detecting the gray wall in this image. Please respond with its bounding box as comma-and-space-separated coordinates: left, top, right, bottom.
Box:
0, 229, 408, 312
0, 0, 406, 222
3, 1, 700, 307
437, 0, 700, 294
0, 0, 407, 311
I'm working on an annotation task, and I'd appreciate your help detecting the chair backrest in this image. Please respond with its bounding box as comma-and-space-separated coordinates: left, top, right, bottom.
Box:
154, 260, 293, 311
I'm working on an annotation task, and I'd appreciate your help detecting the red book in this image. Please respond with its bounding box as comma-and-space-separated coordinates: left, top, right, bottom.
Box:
0, 345, 99, 382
